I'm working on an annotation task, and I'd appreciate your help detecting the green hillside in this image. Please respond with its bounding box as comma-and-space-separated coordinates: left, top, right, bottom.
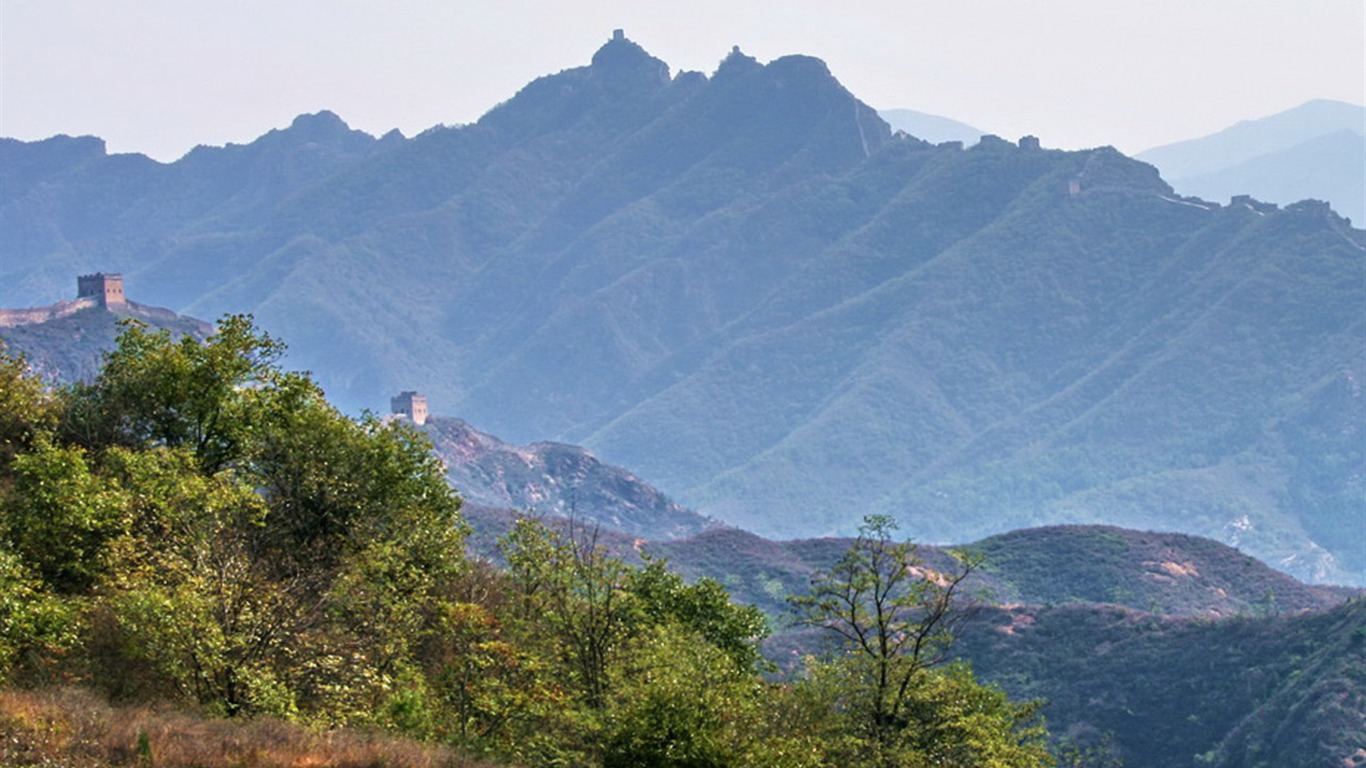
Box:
955, 598, 1366, 768
609, 520, 1365, 768
645, 521, 1362, 768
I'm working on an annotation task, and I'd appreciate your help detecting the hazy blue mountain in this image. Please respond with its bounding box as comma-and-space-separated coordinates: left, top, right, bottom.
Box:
1137, 99, 1365, 177
0, 111, 388, 304
878, 108, 985, 144
2, 34, 1362, 585
1164, 129, 1366, 225
1137, 99, 1366, 223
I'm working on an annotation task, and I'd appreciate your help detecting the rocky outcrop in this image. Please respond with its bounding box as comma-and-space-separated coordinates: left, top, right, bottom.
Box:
426, 416, 719, 541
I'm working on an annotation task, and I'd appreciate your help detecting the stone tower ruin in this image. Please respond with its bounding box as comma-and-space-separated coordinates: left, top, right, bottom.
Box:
391, 391, 429, 426
77, 273, 126, 308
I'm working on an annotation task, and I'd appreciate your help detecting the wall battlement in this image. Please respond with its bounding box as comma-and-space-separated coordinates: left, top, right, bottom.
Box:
0, 298, 99, 328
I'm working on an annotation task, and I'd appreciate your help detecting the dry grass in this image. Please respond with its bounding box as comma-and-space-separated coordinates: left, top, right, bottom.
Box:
0, 687, 503, 768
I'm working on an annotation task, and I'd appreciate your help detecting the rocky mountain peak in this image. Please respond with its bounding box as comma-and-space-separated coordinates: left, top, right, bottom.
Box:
286, 110, 350, 139
714, 45, 761, 79
589, 30, 671, 87
265, 110, 377, 155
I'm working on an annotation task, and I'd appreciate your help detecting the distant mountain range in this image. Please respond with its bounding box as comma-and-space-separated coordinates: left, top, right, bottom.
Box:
877, 99, 1366, 225
639, 523, 1353, 621
2, 33, 1362, 585
1137, 99, 1366, 225
877, 108, 985, 145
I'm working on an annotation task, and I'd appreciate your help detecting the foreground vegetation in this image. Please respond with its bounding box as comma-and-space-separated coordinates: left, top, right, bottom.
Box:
0, 317, 1052, 766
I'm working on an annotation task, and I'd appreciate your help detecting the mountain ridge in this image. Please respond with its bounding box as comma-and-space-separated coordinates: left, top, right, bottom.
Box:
1137, 99, 1366, 223
878, 108, 986, 145
637, 522, 1355, 620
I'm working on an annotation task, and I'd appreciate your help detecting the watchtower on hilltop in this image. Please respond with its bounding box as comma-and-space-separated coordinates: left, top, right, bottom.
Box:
391, 391, 429, 426
77, 273, 126, 308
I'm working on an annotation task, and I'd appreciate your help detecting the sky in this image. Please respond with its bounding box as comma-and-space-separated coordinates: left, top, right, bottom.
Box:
2, 0, 1363, 163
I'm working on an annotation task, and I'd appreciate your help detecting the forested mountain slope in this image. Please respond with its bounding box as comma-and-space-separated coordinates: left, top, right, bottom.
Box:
2, 307, 1360, 767
955, 597, 1366, 768
2, 33, 1362, 583
560, 518, 1366, 768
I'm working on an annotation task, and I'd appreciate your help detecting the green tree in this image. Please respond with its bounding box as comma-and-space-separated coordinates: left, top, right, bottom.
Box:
791, 516, 979, 746
424, 594, 567, 757
500, 517, 637, 713
628, 556, 769, 674
44, 316, 469, 722
604, 625, 787, 768
791, 515, 1050, 767
0, 545, 78, 682
2, 437, 127, 593
0, 344, 56, 471
0, 347, 80, 681
91, 446, 304, 716
893, 662, 1051, 768
497, 518, 788, 766
61, 316, 285, 474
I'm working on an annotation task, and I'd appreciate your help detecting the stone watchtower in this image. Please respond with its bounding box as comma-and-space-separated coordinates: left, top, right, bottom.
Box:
391, 391, 429, 426
77, 273, 126, 308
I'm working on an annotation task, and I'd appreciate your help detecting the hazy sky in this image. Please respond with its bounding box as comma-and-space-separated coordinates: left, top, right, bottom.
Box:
3, 0, 1363, 162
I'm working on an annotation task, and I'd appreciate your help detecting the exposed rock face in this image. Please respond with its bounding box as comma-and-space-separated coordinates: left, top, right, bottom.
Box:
425, 416, 718, 541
